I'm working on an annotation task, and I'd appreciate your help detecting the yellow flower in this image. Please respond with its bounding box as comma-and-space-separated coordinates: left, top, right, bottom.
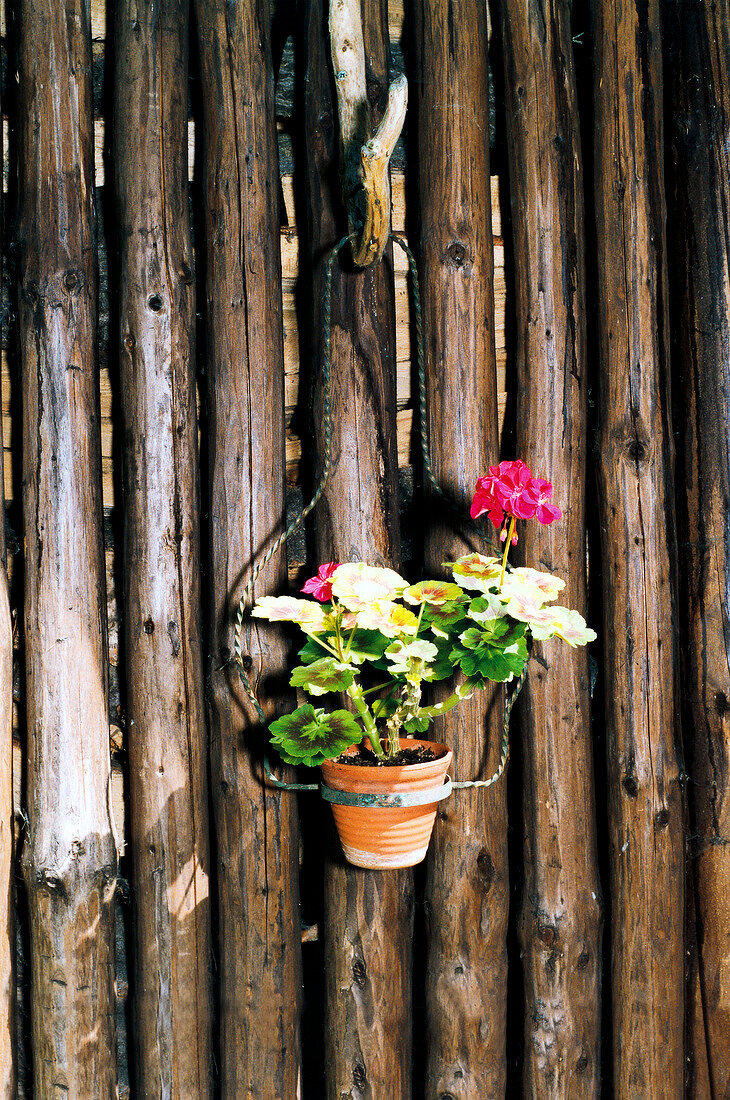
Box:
448, 553, 502, 592
403, 579, 464, 606
330, 562, 407, 610
507, 566, 565, 602
343, 600, 419, 637
252, 595, 329, 632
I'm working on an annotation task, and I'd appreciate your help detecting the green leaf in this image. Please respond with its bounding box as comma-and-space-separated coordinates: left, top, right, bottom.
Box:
298, 635, 337, 665
403, 714, 430, 733
421, 599, 468, 636
289, 658, 354, 696
269, 705, 362, 766
343, 629, 391, 665
450, 621, 528, 683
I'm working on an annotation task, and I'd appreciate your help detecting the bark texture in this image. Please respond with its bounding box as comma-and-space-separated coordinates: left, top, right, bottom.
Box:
667, 2, 730, 1093
303, 1, 411, 1096
414, 2, 507, 1095
593, 1, 684, 1093
502, 3, 602, 1095
18, 0, 118, 1093
0, 60, 13, 1095
194, 0, 302, 1093
114, 1, 212, 1094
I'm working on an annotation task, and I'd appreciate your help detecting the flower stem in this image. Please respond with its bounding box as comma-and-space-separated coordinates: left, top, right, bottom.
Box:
499, 516, 516, 590
346, 681, 385, 757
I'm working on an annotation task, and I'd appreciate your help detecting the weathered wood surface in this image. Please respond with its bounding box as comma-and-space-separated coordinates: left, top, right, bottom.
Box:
0, 54, 12, 1094
502, 3, 602, 1095
0, 182, 508, 509
17, 0, 118, 1093
593, 0, 684, 1093
0, 356, 11, 1097
302, 0, 412, 1096
667, 2, 730, 1093
194, 0, 302, 1093
414, 2, 508, 1095
114, 1, 212, 1094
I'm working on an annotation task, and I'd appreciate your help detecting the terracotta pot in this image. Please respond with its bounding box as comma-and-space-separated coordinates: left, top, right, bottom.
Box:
320, 739, 453, 869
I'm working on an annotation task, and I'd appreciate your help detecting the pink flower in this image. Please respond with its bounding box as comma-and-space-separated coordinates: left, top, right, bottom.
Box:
524, 478, 562, 525
494, 460, 537, 520
301, 562, 340, 602
470, 469, 504, 526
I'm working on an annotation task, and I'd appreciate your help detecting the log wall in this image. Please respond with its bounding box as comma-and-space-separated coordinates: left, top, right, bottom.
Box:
1, 0, 725, 1095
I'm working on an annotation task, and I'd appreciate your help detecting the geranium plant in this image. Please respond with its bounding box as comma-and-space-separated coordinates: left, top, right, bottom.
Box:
252, 461, 595, 767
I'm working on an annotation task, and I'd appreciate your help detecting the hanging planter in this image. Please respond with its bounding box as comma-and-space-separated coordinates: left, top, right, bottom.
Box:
320, 739, 452, 869
247, 463, 596, 870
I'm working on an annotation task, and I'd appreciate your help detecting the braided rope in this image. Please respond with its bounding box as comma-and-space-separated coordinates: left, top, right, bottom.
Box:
232, 232, 523, 791
233, 236, 351, 720
452, 661, 528, 790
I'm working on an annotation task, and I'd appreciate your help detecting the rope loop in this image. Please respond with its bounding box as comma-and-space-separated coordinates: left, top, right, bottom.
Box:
232, 232, 524, 792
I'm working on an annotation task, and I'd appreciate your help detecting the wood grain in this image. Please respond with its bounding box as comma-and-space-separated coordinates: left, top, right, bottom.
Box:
302, 1, 413, 1096
113, 0, 213, 1093
0, 51, 13, 1095
593, 0, 684, 1093
667, 2, 730, 1093
17, 0, 118, 1092
502, 2, 602, 1095
194, 0, 303, 1093
414, 1, 508, 1095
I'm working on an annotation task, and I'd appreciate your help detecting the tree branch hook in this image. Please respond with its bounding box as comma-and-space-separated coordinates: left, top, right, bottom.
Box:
329, 0, 407, 267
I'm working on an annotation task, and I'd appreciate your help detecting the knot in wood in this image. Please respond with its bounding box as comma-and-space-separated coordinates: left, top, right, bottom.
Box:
63, 270, 79, 292
715, 690, 729, 715
241, 654, 253, 671
352, 1062, 367, 1090
622, 774, 638, 798
538, 923, 558, 948
352, 956, 367, 987
576, 1053, 590, 1075
444, 240, 469, 268
177, 262, 193, 285
143, 618, 154, 635
654, 807, 670, 829
627, 438, 647, 462
147, 293, 164, 313
577, 949, 591, 970
476, 846, 495, 887
124, 333, 136, 351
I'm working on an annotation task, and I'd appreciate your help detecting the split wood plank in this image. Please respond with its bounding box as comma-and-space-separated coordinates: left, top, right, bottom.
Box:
414, 2, 509, 1095
194, 0, 303, 1093
17, 0, 118, 1092
502, 2, 602, 1094
593, 1, 684, 1093
113, 0, 213, 1092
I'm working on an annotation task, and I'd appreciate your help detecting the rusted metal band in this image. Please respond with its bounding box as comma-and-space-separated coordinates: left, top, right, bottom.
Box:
320, 777, 453, 808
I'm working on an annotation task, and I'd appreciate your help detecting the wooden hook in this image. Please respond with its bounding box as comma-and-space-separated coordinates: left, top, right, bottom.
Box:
329, 0, 408, 268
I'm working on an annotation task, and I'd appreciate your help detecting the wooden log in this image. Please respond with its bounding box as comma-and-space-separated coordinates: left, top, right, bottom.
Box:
113, 1, 212, 1093
593, 1, 684, 1093
302, 1, 412, 1096
501, 3, 602, 1094
0, 47, 13, 1092
414, 3, 508, 1095
0, 540, 10, 1100
666, 2, 730, 1092
194, 0, 303, 1093
0, 345, 11, 1094
17, 0, 118, 1093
